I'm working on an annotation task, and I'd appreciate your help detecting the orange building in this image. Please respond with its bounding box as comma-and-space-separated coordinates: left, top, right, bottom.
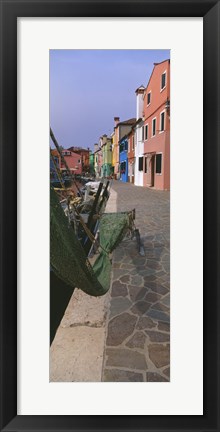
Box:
143, 59, 170, 190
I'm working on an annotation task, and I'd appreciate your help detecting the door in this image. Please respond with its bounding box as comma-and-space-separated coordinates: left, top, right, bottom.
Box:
151, 155, 155, 187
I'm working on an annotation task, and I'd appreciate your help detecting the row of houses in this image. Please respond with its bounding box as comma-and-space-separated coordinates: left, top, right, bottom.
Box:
91, 59, 170, 190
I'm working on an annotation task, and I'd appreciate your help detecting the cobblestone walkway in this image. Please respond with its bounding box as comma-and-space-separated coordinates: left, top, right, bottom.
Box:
102, 181, 170, 382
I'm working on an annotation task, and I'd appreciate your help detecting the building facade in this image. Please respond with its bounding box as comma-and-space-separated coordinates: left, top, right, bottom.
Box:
68, 147, 90, 174
119, 136, 128, 182
143, 59, 170, 190
100, 134, 113, 178
94, 144, 103, 178
134, 86, 145, 187
113, 117, 136, 179
61, 149, 82, 175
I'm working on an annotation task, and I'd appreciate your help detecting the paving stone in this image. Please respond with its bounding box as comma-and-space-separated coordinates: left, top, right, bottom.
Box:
146, 260, 162, 270
160, 294, 170, 307
147, 284, 169, 296
147, 309, 170, 323
163, 367, 170, 378
161, 254, 170, 262
111, 281, 128, 297
144, 241, 154, 248
131, 301, 151, 316
157, 322, 170, 332
112, 269, 129, 280
106, 348, 147, 370
120, 275, 131, 284
145, 330, 170, 342
103, 369, 143, 382
161, 280, 170, 288
143, 275, 157, 282
130, 275, 143, 286
131, 257, 146, 266
146, 372, 168, 382
144, 292, 161, 303
138, 269, 155, 277
148, 344, 170, 368
106, 313, 137, 346
122, 256, 133, 264
110, 297, 132, 318
156, 270, 167, 278
126, 332, 146, 349
151, 302, 170, 313
128, 286, 147, 302
112, 262, 121, 268
121, 263, 136, 270
162, 262, 170, 272
136, 265, 146, 271
136, 316, 157, 330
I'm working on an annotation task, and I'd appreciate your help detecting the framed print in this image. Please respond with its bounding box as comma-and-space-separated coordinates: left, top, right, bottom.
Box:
0, 0, 219, 431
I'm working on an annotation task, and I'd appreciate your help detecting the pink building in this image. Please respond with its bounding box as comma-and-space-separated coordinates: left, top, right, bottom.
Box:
143, 59, 170, 190
61, 150, 82, 175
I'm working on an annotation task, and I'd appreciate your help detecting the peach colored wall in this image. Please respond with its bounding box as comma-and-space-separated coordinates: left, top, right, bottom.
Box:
61, 151, 82, 175
143, 60, 170, 190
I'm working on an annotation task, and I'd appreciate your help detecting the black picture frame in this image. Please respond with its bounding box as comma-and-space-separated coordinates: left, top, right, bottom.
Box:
0, 0, 219, 431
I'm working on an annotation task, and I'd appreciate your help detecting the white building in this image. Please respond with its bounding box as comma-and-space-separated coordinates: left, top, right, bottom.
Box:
134, 85, 145, 187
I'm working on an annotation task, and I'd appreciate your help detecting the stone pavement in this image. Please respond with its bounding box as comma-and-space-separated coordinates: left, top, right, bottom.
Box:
50, 180, 170, 382
102, 181, 170, 382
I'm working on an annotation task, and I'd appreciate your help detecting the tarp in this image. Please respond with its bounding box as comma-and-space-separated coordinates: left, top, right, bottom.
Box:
50, 187, 133, 296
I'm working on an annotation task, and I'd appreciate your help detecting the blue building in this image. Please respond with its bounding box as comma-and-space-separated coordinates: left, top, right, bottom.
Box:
119, 136, 128, 182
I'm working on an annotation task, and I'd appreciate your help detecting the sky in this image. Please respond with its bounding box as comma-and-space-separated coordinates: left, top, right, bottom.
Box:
50, 49, 170, 150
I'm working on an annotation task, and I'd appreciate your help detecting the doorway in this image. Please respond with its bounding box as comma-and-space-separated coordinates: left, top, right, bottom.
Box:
151, 155, 155, 187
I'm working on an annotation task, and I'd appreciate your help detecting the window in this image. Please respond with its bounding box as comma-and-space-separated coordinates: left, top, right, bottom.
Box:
144, 157, 148, 173
120, 161, 126, 174
145, 124, 148, 140
132, 162, 134, 175
138, 156, 143, 171
78, 159, 81, 164
132, 136, 135, 150
142, 126, 144, 141
152, 118, 156, 137
147, 92, 151, 105
161, 72, 166, 90
156, 154, 162, 174
160, 111, 165, 132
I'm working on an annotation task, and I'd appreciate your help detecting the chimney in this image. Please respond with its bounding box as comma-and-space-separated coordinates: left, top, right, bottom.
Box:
135, 85, 145, 120
114, 117, 120, 127
103, 134, 107, 144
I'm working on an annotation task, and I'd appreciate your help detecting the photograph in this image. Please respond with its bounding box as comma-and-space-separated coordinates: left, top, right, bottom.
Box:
1, 0, 219, 428
50, 49, 170, 382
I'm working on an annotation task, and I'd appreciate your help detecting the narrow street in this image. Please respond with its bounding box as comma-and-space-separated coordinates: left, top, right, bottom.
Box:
50, 181, 170, 382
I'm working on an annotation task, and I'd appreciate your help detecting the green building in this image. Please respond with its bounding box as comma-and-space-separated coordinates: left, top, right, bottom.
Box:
100, 134, 113, 178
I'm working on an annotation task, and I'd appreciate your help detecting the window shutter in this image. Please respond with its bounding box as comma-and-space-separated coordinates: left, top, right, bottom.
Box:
138, 157, 143, 171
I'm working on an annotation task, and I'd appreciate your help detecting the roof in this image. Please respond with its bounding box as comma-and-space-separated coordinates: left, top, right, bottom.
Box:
117, 118, 136, 127
135, 85, 145, 94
